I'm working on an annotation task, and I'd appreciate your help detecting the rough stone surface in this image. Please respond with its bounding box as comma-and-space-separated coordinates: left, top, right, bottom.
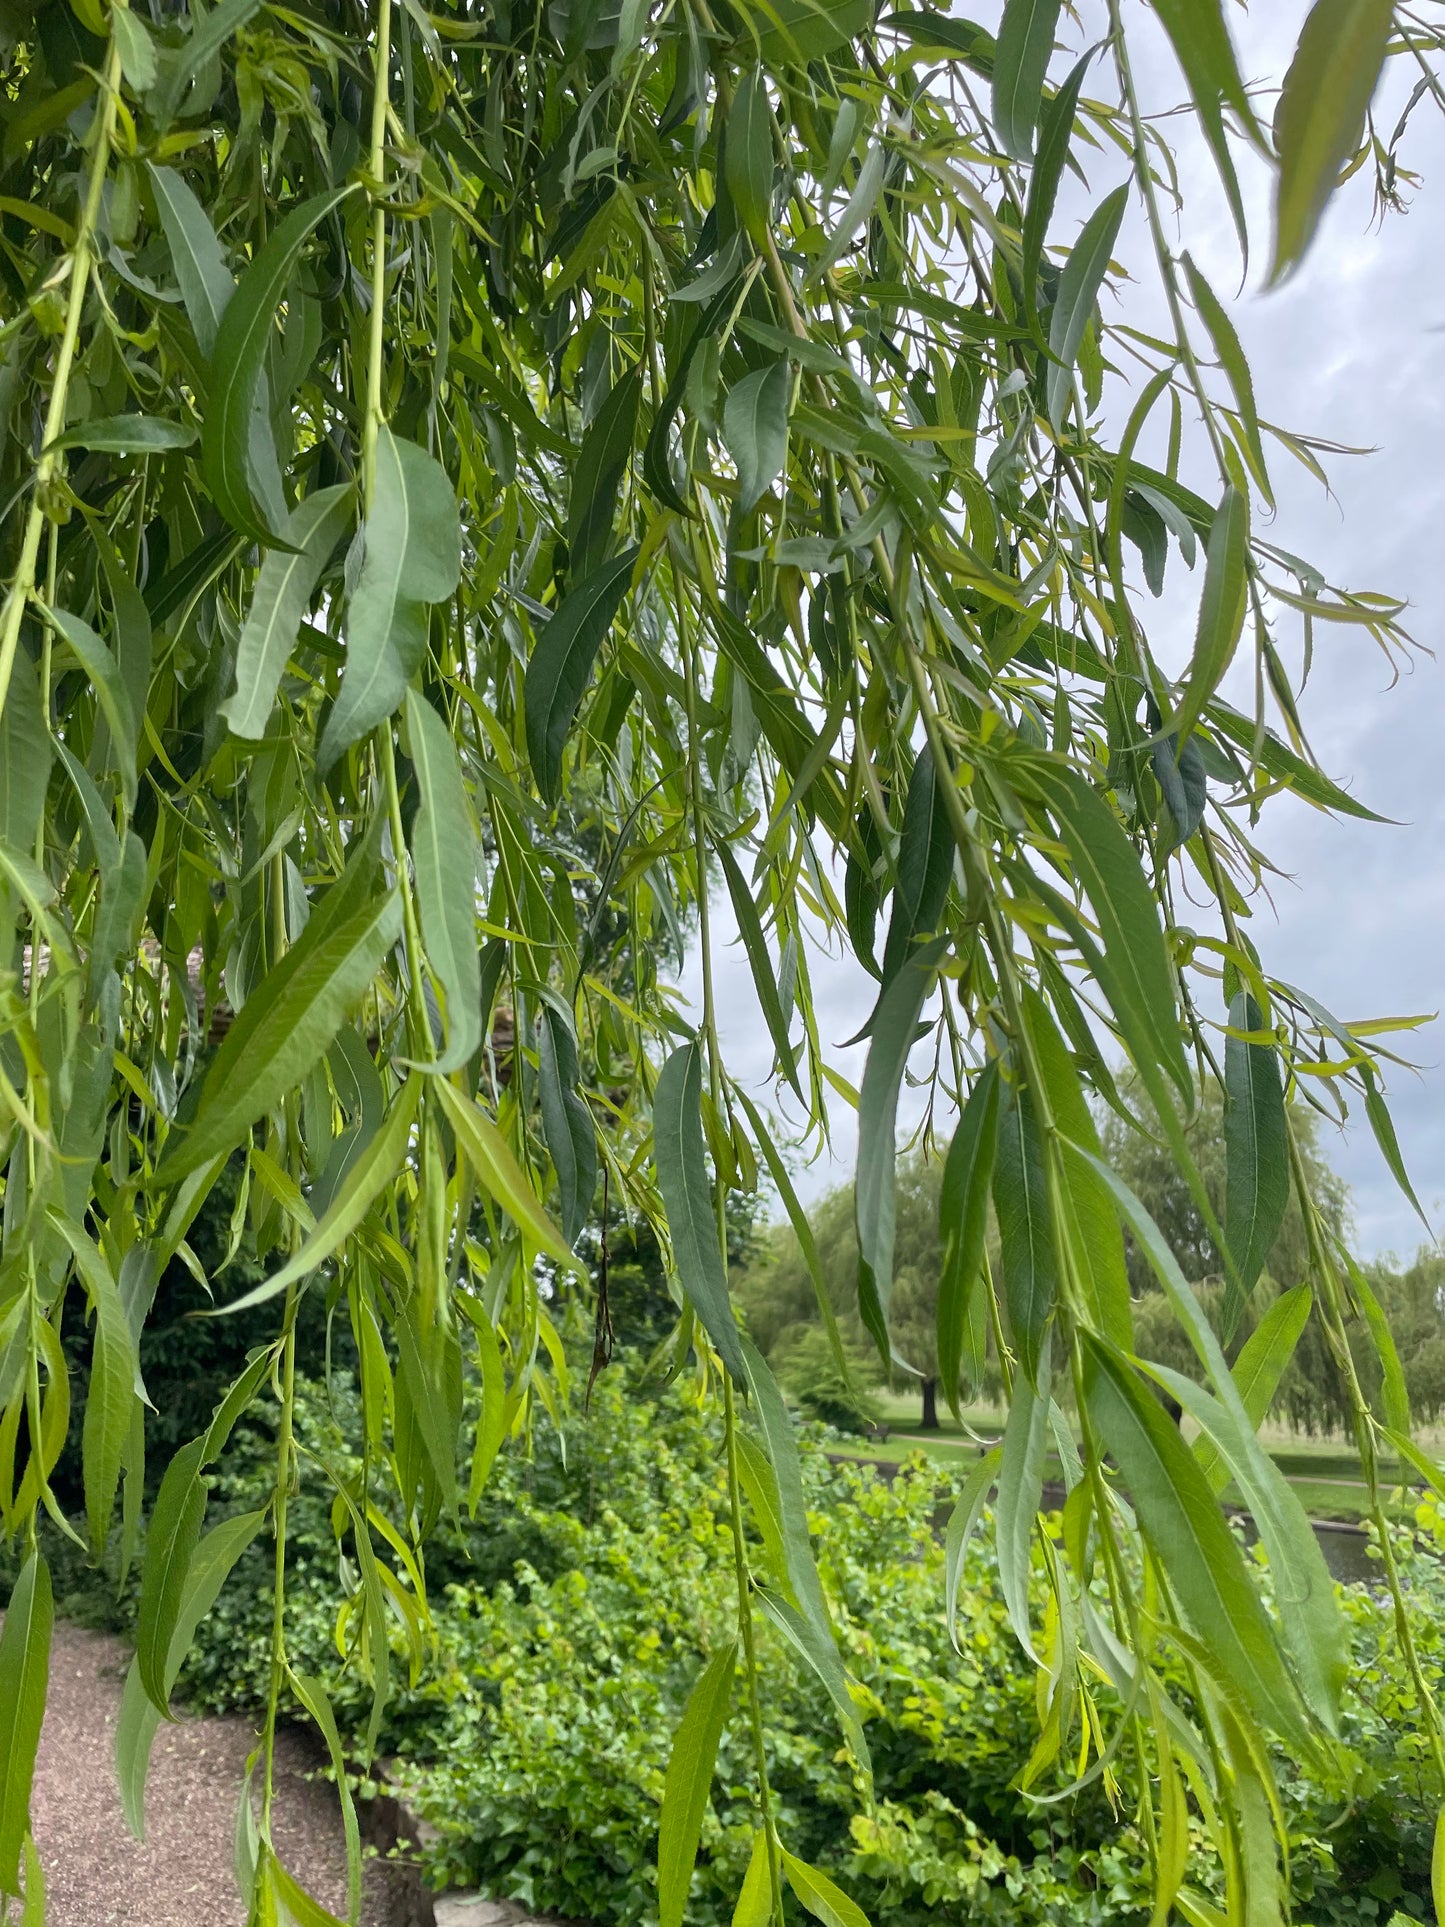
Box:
30, 1622, 402, 1926
433, 1901, 567, 1927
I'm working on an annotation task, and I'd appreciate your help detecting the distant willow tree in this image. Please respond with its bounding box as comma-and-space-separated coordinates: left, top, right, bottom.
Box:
1, 3, 1443, 1924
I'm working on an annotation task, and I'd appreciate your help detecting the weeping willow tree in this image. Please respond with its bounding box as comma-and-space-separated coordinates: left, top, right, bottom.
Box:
0, 0, 1441, 1920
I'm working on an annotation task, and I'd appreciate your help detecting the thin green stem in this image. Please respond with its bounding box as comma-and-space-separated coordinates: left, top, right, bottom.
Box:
0, 33, 122, 721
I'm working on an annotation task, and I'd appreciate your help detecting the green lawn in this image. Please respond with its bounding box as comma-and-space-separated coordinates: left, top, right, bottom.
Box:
828, 1391, 1424, 1524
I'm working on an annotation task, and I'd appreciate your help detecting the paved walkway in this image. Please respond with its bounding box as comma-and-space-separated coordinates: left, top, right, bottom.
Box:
32, 1623, 390, 1926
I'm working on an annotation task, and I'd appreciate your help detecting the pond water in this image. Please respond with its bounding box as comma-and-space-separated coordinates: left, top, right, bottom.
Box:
1311, 1522, 1377, 1586
852, 1455, 1389, 1589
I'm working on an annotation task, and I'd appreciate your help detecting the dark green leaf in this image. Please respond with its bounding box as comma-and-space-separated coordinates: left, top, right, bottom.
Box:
44, 605, 137, 810
147, 162, 233, 356
879, 742, 953, 987
1150, 0, 1257, 253
149, 0, 263, 129
1046, 185, 1127, 428
855, 940, 945, 1361
407, 692, 482, 1071
135, 1436, 209, 1715
569, 364, 642, 583
537, 1003, 597, 1248
937, 1060, 1000, 1415
201, 184, 353, 542
993, 1081, 1056, 1388
319, 428, 461, 768
51, 1215, 136, 1556
945, 1446, 1001, 1646
157, 852, 401, 1184
992, 0, 1061, 162
221, 484, 354, 739
213, 1076, 421, 1314
0, 654, 50, 862
725, 69, 774, 246
653, 1040, 747, 1382
1145, 1359, 1345, 1732
723, 362, 790, 512
715, 834, 801, 1100
996, 1356, 1050, 1658
117, 1509, 266, 1839
525, 547, 639, 802
46, 415, 196, 455
1223, 991, 1289, 1333
1024, 760, 1190, 1100
1021, 52, 1091, 323
754, 0, 873, 70
1171, 486, 1250, 743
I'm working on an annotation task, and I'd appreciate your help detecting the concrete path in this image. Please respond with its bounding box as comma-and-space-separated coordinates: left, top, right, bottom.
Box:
32, 1623, 390, 1926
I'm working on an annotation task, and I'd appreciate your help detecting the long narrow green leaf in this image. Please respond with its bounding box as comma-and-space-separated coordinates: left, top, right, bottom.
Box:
993, 1082, 1056, 1389
855, 940, 945, 1360
715, 834, 801, 1101
146, 162, 234, 354
1144, 1360, 1345, 1734
992, 0, 1061, 161
1074, 1148, 1346, 1731
537, 1003, 597, 1248
43, 605, 137, 809
732, 1087, 853, 1384
938, 1062, 1000, 1415
525, 547, 639, 801
1223, 990, 1289, 1333
148, 0, 262, 128
407, 692, 482, 1070
1149, 0, 1257, 254
1171, 486, 1250, 744
1082, 1336, 1310, 1746
0, 1553, 51, 1897
1196, 1284, 1312, 1495
1270, 0, 1395, 282
433, 1077, 579, 1270
135, 1436, 209, 1715
944, 1446, 1002, 1648
319, 427, 461, 768
201, 184, 353, 541
1020, 51, 1091, 323
1046, 185, 1127, 429
156, 833, 399, 1184
996, 1360, 1050, 1659
117, 1508, 266, 1839
569, 364, 642, 582
652, 1040, 747, 1382
1024, 760, 1190, 1099
657, 1642, 737, 1927
222, 484, 354, 739
782, 1851, 873, 1927
50, 1213, 137, 1555
215, 1075, 420, 1314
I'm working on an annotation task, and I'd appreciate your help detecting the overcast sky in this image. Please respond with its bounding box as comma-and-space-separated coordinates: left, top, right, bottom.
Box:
688, 5, 1445, 1262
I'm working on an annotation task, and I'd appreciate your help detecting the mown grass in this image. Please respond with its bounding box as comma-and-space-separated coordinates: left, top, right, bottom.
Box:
828, 1391, 1425, 1524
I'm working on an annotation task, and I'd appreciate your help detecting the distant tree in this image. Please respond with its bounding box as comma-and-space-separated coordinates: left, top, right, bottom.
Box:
738, 1151, 966, 1429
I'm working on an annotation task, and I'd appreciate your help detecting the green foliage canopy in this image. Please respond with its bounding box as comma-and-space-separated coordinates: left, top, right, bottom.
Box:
0, 0, 1441, 1922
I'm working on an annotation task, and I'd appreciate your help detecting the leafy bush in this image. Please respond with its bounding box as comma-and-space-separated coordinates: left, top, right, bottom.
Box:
177, 1365, 1445, 1927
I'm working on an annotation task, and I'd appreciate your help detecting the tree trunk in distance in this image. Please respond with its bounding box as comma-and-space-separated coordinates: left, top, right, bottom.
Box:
920, 1378, 939, 1431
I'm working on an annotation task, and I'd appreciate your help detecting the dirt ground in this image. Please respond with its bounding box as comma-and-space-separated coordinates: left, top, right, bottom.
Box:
30, 1622, 395, 1927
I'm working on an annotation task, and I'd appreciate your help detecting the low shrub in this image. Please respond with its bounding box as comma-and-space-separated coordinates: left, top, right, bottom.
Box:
174, 1363, 1445, 1927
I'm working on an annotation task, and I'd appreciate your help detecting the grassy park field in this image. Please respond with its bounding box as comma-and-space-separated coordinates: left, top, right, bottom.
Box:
830, 1393, 1428, 1525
